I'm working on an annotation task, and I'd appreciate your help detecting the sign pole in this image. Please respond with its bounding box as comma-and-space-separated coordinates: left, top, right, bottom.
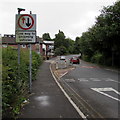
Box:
16, 9, 36, 93
29, 44, 32, 93
17, 10, 20, 66
18, 44, 20, 88
18, 44, 20, 65
17, 12, 20, 89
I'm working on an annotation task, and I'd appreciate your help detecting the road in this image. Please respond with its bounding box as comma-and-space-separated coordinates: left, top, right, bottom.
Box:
56, 55, 120, 119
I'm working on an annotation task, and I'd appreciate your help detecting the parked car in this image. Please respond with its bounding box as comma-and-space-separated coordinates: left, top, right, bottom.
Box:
70, 57, 80, 64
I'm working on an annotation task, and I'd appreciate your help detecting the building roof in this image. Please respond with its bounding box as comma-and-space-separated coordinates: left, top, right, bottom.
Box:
2, 34, 43, 44
2, 34, 16, 44
43, 41, 54, 45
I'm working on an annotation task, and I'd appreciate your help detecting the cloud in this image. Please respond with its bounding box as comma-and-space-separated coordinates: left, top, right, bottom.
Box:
0, 0, 117, 39
65, 10, 100, 39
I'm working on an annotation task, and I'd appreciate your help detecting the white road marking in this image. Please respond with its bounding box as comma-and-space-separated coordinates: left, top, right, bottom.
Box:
105, 78, 120, 84
90, 78, 101, 82
62, 79, 104, 118
105, 68, 118, 73
91, 87, 120, 102
59, 71, 68, 78
77, 78, 119, 83
65, 79, 75, 82
105, 78, 115, 82
78, 78, 88, 82
50, 64, 87, 119
92, 79, 101, 82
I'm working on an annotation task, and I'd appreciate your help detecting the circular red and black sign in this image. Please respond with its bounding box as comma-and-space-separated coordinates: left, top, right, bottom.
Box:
18, 14, 34, 30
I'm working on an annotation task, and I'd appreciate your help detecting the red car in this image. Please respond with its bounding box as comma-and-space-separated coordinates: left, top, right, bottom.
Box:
70, 57, 80, 64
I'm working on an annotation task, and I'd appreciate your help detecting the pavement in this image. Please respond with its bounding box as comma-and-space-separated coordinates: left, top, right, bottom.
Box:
18, 60, 81, 119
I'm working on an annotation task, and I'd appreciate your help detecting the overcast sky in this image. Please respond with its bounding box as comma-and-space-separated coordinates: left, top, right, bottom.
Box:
0, 0, 117, 40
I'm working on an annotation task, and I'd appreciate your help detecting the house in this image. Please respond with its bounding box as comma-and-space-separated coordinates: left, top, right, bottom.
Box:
2, 34, 54, 58
43, 41, 54, 58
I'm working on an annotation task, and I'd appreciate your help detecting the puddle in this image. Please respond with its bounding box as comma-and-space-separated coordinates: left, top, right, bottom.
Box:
35, 95, 50, 106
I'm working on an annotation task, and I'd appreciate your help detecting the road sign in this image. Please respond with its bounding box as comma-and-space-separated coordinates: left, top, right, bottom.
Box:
15, 14, 36, 43
16, 14, 36, 31
16, 31, 36, 43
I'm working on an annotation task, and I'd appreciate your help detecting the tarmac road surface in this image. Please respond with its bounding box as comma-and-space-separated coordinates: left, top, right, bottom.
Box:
58, 55, 120, 119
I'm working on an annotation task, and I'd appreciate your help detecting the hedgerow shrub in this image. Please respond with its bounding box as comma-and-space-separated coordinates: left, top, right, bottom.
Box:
82, 54, 91, 62
91, 52, 103, 64
2, 47, 42, 118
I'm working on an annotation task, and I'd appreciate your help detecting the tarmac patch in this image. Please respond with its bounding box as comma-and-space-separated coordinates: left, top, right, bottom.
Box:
80, 66, 98, 68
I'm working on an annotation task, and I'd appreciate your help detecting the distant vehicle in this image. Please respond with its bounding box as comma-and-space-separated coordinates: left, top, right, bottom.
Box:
70, 57, 80, 64
60, 56, 66, 60
60, 56, 67, 63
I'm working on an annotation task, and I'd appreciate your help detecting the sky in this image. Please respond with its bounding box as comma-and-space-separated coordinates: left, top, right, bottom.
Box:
0, 0, 117, 40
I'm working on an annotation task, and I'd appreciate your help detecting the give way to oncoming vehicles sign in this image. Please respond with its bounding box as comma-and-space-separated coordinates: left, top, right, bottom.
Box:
15, 14, 36, 43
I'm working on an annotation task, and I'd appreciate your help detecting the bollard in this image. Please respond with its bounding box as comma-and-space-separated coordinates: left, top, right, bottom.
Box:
56, 61, 58, 69
65, 60, 67, 68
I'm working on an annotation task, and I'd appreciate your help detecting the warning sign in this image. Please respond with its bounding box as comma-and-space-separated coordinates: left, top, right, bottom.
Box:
16, 14, 36, 31
15, 14, 36, 43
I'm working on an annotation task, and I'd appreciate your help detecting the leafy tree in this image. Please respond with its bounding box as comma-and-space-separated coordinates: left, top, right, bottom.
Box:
73, 37, 81, 54
76, 1, 120, 67
54, 30, 75, 55
54, 48, 62, 56
42, 33, 51, 41
54, 46, 68, 55
66, 38, 75, 54
54, 30, 66, 49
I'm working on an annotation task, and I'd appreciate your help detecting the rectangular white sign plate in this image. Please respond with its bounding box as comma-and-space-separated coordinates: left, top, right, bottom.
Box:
16, 31, 36, 43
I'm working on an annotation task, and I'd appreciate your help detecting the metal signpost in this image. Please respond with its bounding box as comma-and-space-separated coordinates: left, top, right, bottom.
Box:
16, 9, 36, 93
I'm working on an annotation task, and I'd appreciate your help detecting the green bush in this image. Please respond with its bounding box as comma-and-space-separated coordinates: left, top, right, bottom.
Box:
91, 52, 103, 64
32, 51, 43, 81
82, 54, 91, 62
2, 47, 43, 118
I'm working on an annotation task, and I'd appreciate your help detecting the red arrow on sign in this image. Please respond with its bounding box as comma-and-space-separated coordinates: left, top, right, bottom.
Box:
22, 17, 25, 24
18, 14, 34, 30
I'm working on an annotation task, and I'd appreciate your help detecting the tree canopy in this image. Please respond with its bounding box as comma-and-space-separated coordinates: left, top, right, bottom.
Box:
53, 30, 75, 55
42, 33, 51, 41
76, 1, 120, 67
41, 1, 120, 67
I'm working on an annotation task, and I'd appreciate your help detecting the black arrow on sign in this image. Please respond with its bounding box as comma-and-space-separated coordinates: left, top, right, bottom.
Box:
26, 18, 31, 27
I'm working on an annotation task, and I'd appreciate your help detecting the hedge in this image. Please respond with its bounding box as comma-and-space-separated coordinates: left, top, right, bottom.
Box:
2, 47, 43, 118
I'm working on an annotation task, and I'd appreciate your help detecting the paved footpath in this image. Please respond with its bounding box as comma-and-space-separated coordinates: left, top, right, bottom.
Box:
18, 61, 81, 118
